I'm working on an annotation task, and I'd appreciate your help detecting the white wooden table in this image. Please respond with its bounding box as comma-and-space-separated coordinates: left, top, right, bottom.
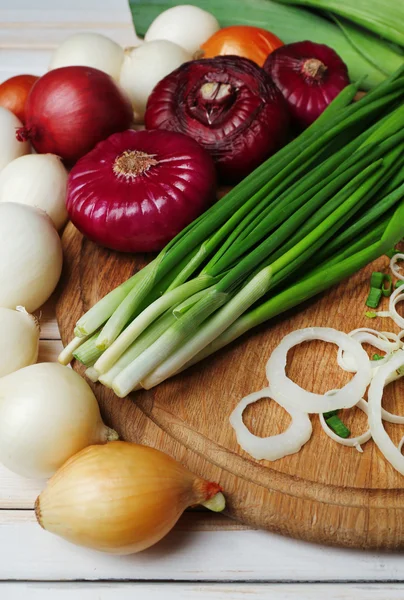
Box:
1, 1, 404, 597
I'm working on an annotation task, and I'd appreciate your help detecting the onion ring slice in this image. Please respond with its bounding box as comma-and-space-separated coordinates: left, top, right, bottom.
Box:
266, 327, 372, 414
368, 349, 404, 475
387, 286, 404, 329
319, 396, 371, 453
337, 328, 399, 373
390, 253, 404, 282
229, 387, 312, 461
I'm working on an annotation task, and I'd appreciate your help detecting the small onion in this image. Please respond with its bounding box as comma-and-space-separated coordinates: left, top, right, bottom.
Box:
49, 32, 125, 81
145, 56, 290, 183
119, 41, 192, 123
0, 107, 30, 171
264, 41, 350, 129
0, 307, 39, 377
66, 129, 216, 252
0, 363, 118, 479
0, 203, 63, 312
0, 74, 39, 123
17, 66, 133, 163
230, 387, 312, 461
0, 153, 68, 230
35, 441, 224, 554
145, 5, 220, 54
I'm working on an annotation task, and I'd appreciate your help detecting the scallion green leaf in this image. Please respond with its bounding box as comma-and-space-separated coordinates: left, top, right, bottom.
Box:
325, 415, 351, 438
370, 272, 384, 288
366, 287, 383, 308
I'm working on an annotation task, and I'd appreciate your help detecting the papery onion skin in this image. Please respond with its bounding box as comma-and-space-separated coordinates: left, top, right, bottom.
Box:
145, 56, 290, 184
17, 66, 133, 163
264, 41, 350, 129
0, 74, 39, 123
66, 129, 217, 252
35, 441, 223, 554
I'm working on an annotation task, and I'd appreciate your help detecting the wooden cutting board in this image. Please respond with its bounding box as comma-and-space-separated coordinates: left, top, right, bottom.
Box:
56, 222, 404, 550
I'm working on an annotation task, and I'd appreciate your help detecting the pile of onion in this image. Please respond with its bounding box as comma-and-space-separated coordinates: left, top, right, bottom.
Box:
66, 129, 216, 253
145, 56, 290, 183
16, 66, 133, 163
264, 41, 350, 129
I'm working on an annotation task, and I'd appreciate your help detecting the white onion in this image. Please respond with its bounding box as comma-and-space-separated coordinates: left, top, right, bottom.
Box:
0, 154, 68, 230
319, 397, 371, 453
145, 5, 220, 54
0, 363, 118, 479
390, 253, 404, 282
368, 350, 404, 475
0, 203, 63, 312
266, 327, 372, 413
0, 107, 30, 172
0, 306, 39, 377
49, 32, 125, 81
387, 286, 404, 329
119, 41, 192, 122
229, 387, 312, 461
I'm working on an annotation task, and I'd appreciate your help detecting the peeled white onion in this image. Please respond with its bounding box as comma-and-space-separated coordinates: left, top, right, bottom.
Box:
145, 5, 220, 54
368, 350, 404, 475
119, 40, 192, 122
49, 32, 125, 81
0, 107, 30, 172
0, 363, 118, 479
0, 203, 63, 312
266, 327, 372, 413
0, 306, 39, 377
0, 154, 68, 230
230, 387, 312, 461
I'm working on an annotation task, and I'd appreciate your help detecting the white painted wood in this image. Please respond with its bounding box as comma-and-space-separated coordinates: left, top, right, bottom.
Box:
3, 583, 404, 600
0, 510, 404, 582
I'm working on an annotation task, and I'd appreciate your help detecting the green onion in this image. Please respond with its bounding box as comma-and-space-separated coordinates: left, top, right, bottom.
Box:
372, 353, 384, 360
395, 280, 404, 288
382, 274, 393, 296
325, 415, 351, 438
366, 287, 383, 308
365, 311, 378, 319
370, 272, 384, 288
323, 409, 339, 419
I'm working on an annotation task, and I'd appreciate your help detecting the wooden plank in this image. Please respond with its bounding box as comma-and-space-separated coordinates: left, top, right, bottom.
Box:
37, 340, 64, 363
37, 297, 61, 340
3, 583, 404, 599
0, 510, 404, 581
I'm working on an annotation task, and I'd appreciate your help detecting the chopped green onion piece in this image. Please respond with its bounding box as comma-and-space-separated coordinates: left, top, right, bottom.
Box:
366, 287, 383, 308
323, 409, 339, 419
370, 271, 384, 288
382, 274, 392, 296
397, 365, 404, 376
365, 311, 378, 318
395, 280, 404, 288
325, 415, 351, 438
372, 353, 384, 360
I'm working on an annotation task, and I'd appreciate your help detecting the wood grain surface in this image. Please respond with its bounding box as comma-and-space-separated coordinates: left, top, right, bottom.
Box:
56, 222, 404, 550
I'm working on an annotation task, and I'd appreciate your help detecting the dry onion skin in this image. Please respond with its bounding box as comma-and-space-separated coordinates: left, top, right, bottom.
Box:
230, 387, 312, 460
266, 327, 372, 414
36, 441, 224, 554
0, 306, 39, 377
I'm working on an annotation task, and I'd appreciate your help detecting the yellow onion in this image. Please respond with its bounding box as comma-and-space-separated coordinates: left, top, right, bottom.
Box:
35, 441, 225, 555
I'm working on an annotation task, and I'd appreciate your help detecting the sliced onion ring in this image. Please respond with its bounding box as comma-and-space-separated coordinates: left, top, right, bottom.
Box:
229, 387, 312, 461
319, 396, 371, 453
337, 328, 399, 373
266, 327, 372, 414
368, 349, 404, 475
390, 253, 404, 281
387, 286, 404, 329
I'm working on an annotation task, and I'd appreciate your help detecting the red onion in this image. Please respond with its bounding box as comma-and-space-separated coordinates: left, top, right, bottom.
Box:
66, 129, 216, 253
16, 67, 133, 163
263, 41, 350, 129
145, 56, 289, 184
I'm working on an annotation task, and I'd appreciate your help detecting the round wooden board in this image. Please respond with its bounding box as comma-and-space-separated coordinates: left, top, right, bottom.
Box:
56, 222, 404, 549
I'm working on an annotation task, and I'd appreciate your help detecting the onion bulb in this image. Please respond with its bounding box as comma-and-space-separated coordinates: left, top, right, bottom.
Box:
35, 441, 225, 554
119, 41, 192, 122
0, 107, 30, 171
49, 33, 125, 81
0, 154, 68, 230
0, 363, 118, 479
0, 306, 39, 377
0, 203, 63, 312
145, 5, 220, 55
0, 74, 39, 123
